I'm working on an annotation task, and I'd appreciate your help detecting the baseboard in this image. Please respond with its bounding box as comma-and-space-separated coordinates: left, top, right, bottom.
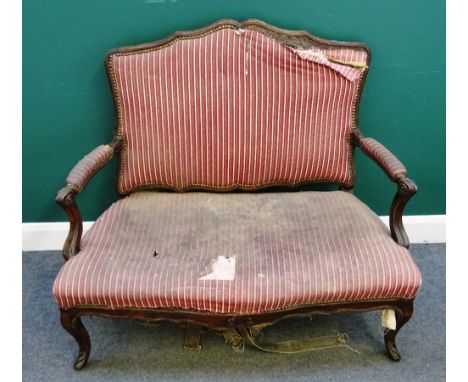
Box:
22, 222, 94, 252
383, 215, 446, 244
22, 215, 446, 252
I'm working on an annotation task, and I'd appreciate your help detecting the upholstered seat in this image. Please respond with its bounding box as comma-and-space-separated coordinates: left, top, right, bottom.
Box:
53, 191, 421, 314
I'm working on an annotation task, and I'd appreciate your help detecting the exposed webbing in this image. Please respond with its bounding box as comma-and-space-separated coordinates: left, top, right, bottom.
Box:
183, 324, 360, 355
237, 326, 359, 355
183, 324, 203, 351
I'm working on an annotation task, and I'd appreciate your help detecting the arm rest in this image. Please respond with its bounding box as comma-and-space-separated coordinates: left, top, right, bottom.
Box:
55, 135, 123, 261
358, 138, 407, 182
66, 145, 114, 192
351, 129, 417, 248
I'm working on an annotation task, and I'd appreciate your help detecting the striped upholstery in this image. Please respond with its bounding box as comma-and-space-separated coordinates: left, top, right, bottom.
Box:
360, 138, 407, 181
53, 191, 421, 313
108, 27, 369, 193
66, 145, 114, 192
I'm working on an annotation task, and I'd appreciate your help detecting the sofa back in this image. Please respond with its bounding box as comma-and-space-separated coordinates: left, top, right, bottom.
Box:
106, 20, 369, 193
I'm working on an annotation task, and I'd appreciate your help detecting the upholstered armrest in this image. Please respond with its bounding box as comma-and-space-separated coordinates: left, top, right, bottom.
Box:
358, 138, 407, 182
351, 129, 417, 248
66, 145, 114, 192
56, 135, 123, 261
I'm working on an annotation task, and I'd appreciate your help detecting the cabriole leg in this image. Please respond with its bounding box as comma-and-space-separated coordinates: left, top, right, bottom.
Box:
384, 300, 413, 361
60, 310, 91, 370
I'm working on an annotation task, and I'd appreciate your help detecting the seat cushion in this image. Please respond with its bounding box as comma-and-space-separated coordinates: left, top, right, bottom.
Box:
53, 191, 421, 314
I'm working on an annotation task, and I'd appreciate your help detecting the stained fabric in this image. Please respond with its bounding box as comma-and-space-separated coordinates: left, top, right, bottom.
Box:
53, 191, 421, 313
109, 27, 369, 193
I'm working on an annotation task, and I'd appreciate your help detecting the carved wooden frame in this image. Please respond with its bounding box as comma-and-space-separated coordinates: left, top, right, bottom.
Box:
60, 299, 413, 370
55, 19, 418, 369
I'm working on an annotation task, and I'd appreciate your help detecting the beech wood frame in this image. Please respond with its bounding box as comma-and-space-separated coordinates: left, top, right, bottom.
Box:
55, 19, 418, 369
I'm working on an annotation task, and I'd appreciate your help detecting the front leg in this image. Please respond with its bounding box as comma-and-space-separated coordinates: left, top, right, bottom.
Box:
60, 310, 91, 370
384, 300, 413, 361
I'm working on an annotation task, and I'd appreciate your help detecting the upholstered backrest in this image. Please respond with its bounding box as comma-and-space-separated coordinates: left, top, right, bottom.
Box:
106, 20, 369, 194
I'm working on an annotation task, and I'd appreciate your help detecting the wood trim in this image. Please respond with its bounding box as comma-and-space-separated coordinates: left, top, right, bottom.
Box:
63, 299, 409, 330
107, 19, 371, 56
390, 178, 418, 248
60, 298, 413, 369
55, 185, 82, 261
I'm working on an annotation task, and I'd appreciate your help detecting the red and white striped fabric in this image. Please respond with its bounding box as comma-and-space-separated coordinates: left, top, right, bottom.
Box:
66, 145, 114, 192
359, 138, 407, 181
109, 27, 368, 193
53, 191, 421, 313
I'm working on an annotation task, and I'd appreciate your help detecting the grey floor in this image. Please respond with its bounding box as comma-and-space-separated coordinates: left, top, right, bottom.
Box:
23, 244, 445, 381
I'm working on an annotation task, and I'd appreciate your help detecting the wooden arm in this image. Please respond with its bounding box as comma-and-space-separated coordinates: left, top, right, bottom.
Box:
389, 177, 417, 248
55, 135, 123, 261
351, 129, 417, 248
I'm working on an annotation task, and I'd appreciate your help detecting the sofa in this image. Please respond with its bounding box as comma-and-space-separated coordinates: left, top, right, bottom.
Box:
53, 19, 421, 369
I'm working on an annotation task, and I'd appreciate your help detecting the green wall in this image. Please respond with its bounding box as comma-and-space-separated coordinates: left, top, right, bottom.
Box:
23, 0, 445, 222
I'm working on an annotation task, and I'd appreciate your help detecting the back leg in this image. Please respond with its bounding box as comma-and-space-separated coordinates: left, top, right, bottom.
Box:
384, 300, 413, 361
60, 310, 91, 370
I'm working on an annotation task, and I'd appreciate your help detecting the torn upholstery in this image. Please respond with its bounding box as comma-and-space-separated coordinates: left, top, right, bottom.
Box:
53, 191, 421, 313
109, 28, 369, 193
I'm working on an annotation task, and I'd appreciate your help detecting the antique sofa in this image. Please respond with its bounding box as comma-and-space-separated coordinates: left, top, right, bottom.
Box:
53, 19, 421, 369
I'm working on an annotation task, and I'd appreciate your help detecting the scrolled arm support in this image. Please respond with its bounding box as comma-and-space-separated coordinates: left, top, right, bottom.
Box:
351, 129, 417, 248
389, 177, 417, 248
55, 135, 123, 261
56, 185, 82, 261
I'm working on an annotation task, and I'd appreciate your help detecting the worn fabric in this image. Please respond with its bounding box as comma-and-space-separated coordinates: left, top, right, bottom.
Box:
359, 138, 407, 181
53, 191, 421, 313
109, 27, 369, 193
66, 145, 114, 192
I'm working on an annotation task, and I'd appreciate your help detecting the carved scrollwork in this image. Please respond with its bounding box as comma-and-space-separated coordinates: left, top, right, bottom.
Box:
397, 177, 417, 195
56, 185, 82, 261
390, 177, 417, 248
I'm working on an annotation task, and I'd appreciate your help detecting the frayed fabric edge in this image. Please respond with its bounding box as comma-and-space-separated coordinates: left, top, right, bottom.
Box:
287, 46, 366, 82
